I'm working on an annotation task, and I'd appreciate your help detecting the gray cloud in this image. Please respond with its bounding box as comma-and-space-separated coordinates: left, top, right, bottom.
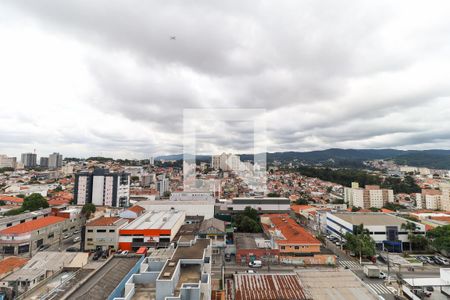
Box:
1, 1, 450, 158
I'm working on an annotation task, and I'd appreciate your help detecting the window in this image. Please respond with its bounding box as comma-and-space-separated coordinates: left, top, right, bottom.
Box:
294, 246, 299, 250
48, 233, 54, 239
281, 246, 285, 250
20, 220, 25, 224
32, 217, 37, 220
6, 223, 12, 227
87, 230, 93, 233
109, 230, 115, 233
97, 229, 106, 233
87, 238, 93, 241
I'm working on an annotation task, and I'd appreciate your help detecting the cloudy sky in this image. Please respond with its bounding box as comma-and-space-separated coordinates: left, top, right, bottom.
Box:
1, 1, 450, 159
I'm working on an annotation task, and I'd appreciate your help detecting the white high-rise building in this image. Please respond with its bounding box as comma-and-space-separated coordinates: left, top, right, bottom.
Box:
48, 152, 63, 169
0, 155, 16, 169
74, 168, 130, 207
157, 175, 170, 197
211, 153, 241, 171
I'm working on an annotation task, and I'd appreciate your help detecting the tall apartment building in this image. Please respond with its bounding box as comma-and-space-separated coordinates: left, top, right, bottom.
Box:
344, 182, 394, 209
21, 153, 37, 168
74, 168, 131, 207
157, 175, 170, 197
48, 152, 63, 169
40, 157, 49, 168
416, 188, 450, 211
0, 155, 16, 169
211, 152, 241, 171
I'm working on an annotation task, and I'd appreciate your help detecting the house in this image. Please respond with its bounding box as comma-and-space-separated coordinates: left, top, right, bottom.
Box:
198, 218, 226, 247
119, 205, 145, 219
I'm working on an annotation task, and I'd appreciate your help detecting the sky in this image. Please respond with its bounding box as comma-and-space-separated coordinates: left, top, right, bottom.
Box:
1, 1, 450, 159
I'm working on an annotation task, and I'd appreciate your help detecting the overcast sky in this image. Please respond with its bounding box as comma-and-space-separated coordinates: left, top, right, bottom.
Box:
1, 1, 450, 159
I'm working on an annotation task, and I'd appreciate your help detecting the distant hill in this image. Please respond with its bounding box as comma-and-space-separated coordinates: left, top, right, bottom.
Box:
156, 149, 450, 169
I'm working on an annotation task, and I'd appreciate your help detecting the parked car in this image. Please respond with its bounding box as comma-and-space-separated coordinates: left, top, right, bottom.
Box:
379, 271, 387, 279
38, 244, 50, 251
225, 253, 232, 262
63, 233, 71, 239
66, 247, 79, 252
246, 269, 256, 274
73, 236, 81, 243
120, 250, 129, 256
249, 260, 262, 268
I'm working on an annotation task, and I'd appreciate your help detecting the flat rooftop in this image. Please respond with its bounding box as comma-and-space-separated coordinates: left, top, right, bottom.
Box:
297, 269, 378, 300
160, 238, 210, 280
234, 233, 266, 249
122, 210, 185, 230
332, 212, 409, 226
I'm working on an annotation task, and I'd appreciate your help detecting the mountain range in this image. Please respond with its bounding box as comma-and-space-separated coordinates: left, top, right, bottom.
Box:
156, 149, 450, 170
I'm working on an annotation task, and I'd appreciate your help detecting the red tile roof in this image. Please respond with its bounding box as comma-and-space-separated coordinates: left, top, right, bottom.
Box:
0, 195, 24, 204
262, 214, 320, 245
127, 205, 145, 214
87, 217, 122, 226
0, 257, 29, 275
0, 216, 66, 235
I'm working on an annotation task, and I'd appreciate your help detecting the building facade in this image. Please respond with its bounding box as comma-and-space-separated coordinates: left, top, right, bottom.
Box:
20, 153, 37, 168
344, 183, 394, 209
85, 217, 128, 251
211, 153, 241, 171
39, 157, 49, 168
74, 168, 131, 207
48, 152, 63, 169
0, 155, 16, 169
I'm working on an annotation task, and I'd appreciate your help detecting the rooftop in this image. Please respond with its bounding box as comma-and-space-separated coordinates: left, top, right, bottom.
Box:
0, 257, 28, 276
126, 205, 145, 214
234, 273, 312, 300
0, 216, 66, 235
262, 214, 320, 245
87, 216, 122, 227
331, 212, 414, 226
122, 210, 185, 231
234, 233, 266, 249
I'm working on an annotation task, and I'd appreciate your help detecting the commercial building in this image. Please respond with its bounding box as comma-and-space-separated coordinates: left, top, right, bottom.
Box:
48, 152, 63, 169
74, 168, 130, 207
326, 212, 426, 251
138, 200, 215, 219
0, 208, 51, 231
0, 216, 67, 256
218, 197, 290, 214
20, 153, 37, 168
84, 216, 128, 251
0, 155, 16, 169
261, 214, 335, 265
211, 152, 240, 171
344, 182, 394, 209
118, 210, 185, 251
170, 192, 215, 201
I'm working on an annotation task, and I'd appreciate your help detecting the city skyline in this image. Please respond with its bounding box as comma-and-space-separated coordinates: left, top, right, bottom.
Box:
1, 1, 450, 158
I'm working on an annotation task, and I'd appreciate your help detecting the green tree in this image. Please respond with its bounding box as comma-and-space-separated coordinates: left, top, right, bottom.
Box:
81, 203, 96, 219
22, 193, 49, 211
267, 192, 280, 197
401, 221, 417, 252
238, 216, 261, 233
427, 225, 450, 253
344, 224, 375, 263
295, 198, 309, 205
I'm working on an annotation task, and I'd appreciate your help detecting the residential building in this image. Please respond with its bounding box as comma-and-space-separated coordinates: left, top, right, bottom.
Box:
74, 168, 130, 207
234, 233, 278, 265
344, 182, 394, 209
261, 214, 335, 265
48, 152, 63, 169
198, 218, 226, 247
0, 208, 51, 231
326, 212, 426, 252
211, 152, 240, 171
0, 155, 16, 169
118, 210, 185, 251
111, 237, 211, 300
119, 205, 146, 219
20, 153, 37, 168
39, 157, 48, 168
156, 175, 170, 197
84, 216, 128, 251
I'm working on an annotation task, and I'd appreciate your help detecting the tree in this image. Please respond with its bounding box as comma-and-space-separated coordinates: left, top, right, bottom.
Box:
22, 193, 49, 211
427, 225, 450, 253
81, 203, 96, 219
267, 192, 280, 197
344, 223, 375, 264
401, 221, 417, 252
295, 198, 309, 205
351, 206, 361, 212
369, 207, 380, 212
163, 191, 171, 198
238, 216, 261, 233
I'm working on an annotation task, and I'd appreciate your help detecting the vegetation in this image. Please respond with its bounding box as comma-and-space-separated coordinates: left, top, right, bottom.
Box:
267, 192, 280, 197
401, 221, 417, 252
81, 203, 96, 219
163, 191, 171, 198
383, 203, 406, 211
296, 166, 420, 193
233, 207, 262, 233
0, 167, 14, 173
3, 193, 49, 216
427, 225, 450, 253
344, 224, 376, 263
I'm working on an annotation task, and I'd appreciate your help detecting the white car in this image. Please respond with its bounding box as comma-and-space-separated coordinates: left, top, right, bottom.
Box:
379, 272, 387, 279
246, 269, 255, 274
120, 250, 129, 255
